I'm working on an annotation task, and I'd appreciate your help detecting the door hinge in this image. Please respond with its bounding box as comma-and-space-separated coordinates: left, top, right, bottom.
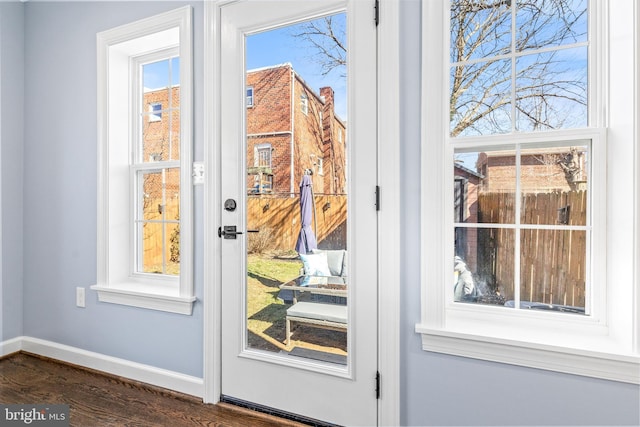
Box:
375, 185, 381, 211
375, 371, 381, 399
374, 0, 380, 26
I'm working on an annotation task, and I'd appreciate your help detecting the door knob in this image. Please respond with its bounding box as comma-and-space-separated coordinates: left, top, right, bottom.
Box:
218, 226, 244, 239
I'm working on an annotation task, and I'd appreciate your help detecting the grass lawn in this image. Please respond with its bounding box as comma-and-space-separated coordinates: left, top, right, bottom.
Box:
247, 253, 347, 356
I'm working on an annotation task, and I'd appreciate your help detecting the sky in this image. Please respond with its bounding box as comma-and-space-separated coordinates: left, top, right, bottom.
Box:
245, 13, 347, 120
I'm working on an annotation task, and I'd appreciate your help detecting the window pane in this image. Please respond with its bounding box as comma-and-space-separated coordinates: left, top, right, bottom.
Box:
165, 167, 181, 206
516, 0, 588, 52
455, 227, 514, 307
142, 171, 163, 221
170, 110, 180, 161
139, 168, 180, 276
143, 59, 170, 91
515, 48, 588, 132
463, 148, 516, 224
520, 144, 589, 225
170, 57, 180, 87
520, 229, 586, 313
166, 222, 180, 276
450, 59, 511, 137
143, 89, 169, 162
142, 221, 163, 274
450, 0, 512, 63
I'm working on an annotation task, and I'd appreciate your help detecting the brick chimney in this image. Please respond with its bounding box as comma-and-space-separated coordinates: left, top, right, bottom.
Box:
320, 87, 335, 193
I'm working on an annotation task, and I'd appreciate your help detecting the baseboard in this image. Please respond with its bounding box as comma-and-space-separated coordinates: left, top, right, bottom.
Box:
2, 336, 203, 398
0, 336, 23, 357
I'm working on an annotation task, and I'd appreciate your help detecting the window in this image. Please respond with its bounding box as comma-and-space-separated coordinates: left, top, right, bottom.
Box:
253, 143, 273, 193
149, 102, 162, 122
255, 144, 272, 168
417, 0, 639, 383
135, 51, 180, 276
247, 86, 254, 107
300, 92, 308, 115
317, 157, 324, 176
92, 7, 195, 315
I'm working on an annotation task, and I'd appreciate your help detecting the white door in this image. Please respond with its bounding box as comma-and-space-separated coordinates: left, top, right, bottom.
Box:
218, 1, 378, 425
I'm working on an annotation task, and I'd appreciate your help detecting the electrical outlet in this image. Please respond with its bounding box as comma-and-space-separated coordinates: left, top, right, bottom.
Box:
76, 287, 85, 308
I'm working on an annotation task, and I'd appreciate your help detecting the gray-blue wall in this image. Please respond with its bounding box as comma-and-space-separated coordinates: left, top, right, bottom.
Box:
21, 1, 204, 377
399, 1, 639, 425
1, 1, 25, 344
1, 1, 638, 425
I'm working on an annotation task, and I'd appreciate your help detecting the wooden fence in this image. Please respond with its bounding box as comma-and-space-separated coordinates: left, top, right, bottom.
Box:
476, 191, 587, 307
140, 194, 346, 270
142, 198, 180, 273
247, 194, 347, 252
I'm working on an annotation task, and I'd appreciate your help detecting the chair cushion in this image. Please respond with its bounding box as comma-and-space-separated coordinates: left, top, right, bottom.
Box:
311, 249, 346, 277
287, 302, 347, 324
299, 252, 332, 276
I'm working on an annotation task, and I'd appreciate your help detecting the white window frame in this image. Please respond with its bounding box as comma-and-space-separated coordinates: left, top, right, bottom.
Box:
92, 6, 195, 315
416, 0, 640, 383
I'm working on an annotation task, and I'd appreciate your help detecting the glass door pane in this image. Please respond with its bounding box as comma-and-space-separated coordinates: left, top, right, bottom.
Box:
244, 13, 349, 364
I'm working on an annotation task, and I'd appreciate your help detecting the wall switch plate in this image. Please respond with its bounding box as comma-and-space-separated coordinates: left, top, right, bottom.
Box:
76, 287, 85, 308
192, 162, 204, 185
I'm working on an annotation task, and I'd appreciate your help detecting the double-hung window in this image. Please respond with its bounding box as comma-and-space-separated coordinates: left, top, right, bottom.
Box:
417, 0, 639, 383
93, 7, 195, 315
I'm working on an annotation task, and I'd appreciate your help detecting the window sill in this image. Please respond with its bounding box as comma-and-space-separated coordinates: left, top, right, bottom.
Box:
415, 325, 640, 384
91, 284, 196, 315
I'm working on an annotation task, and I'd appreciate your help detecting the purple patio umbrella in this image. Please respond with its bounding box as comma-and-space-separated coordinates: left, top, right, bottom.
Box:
295, 174, 317, 254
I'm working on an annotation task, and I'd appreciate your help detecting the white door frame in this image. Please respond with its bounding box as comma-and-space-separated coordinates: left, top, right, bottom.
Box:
202, 1, 400, 425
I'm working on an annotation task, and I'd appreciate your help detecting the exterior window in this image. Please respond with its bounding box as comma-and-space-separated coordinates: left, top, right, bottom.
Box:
256, 145, 271, 168
317, 157, 324, 176
253, 144, 273, 193
247, 86, 254, 107
149, 102, 162, 122
300, 92, 308, 115
93, 7, 195, 315
418, 0, 640, 383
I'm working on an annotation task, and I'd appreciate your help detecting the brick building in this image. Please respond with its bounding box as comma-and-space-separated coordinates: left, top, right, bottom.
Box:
246, 63, 347, 195
142, 63, 347, 197
476, 147, 588, 193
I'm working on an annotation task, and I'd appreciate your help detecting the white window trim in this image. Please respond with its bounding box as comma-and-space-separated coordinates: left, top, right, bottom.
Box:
92, 6, 195, 315
416, 0, 640, 384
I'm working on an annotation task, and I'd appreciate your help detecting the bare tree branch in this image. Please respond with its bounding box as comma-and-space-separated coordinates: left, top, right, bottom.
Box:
291, 16, 346, 77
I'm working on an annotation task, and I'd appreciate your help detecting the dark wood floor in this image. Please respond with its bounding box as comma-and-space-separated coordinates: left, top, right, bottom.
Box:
0, 352, 305, 427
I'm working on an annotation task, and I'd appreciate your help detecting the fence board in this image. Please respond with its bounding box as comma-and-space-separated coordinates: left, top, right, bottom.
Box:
247, 194, 347, 252
477, 191, 586, 308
